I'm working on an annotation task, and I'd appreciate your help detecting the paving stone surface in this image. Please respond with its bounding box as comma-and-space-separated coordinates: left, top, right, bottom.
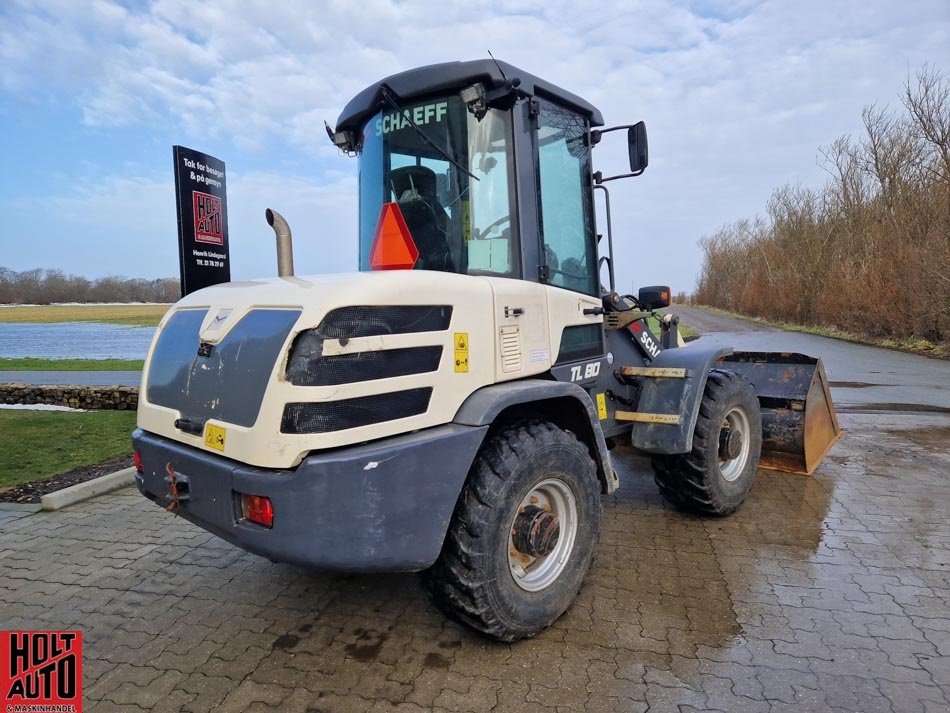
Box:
1, 412, 948, 712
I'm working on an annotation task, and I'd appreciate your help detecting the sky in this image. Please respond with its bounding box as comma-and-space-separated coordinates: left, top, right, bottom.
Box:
1, 0, 948, 294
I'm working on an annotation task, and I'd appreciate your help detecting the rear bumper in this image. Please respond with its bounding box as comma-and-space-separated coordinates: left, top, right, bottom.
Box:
132, 423, 487, 572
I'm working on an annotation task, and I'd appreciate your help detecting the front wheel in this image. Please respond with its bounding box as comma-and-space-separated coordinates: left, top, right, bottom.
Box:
652, 369, 762, 516
422, 421, 601, 642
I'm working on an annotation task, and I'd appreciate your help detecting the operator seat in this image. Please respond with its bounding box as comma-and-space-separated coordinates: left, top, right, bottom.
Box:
391, 166, 455, 272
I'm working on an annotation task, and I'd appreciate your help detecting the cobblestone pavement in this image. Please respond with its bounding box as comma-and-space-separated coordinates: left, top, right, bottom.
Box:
1, 412, 948, 712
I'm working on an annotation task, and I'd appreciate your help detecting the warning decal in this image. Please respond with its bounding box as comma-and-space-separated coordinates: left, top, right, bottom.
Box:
454, 332, 469, 373
204, 423, 227, 452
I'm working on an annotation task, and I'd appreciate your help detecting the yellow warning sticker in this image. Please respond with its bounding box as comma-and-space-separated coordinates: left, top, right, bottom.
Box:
204, 423, 227, 452
454, 332, 469, 373
596, 392, 608, 420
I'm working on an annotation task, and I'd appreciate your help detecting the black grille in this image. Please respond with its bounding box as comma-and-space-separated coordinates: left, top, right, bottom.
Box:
316, 306, 452, 338
288, 344, 443, 386
146, 308, 300, 428
281, 388, 433, 434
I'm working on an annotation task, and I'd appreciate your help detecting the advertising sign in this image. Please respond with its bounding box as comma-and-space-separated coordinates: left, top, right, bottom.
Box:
173, 146, 230, 296
2, 631, 83, 711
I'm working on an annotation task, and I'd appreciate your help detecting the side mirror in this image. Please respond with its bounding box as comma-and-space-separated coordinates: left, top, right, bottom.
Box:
638, 285, 670, 310
628, 121, 648, 174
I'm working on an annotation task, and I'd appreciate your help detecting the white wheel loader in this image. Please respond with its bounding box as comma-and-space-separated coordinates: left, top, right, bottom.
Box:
133, 59, 841, 641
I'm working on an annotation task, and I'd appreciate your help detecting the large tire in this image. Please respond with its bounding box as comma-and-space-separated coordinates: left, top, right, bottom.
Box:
652, 369, 762, 516
422, 421, 601, 642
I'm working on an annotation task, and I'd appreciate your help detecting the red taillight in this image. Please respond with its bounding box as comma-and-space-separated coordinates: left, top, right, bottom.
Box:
241, 494, 274, 528
133, 450, 144, 473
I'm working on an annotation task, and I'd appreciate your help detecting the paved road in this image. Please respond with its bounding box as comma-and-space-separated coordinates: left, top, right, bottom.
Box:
1, 307, 948, 712
671, 306, 950, 411
0, 370, 142, 387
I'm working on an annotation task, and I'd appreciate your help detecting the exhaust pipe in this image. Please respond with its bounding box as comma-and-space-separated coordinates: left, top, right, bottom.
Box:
265, 208, 294, 277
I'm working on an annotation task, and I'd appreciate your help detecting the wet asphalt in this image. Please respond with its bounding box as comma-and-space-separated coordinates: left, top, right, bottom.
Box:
1, 306, 948, 712
670, 306, 950, 411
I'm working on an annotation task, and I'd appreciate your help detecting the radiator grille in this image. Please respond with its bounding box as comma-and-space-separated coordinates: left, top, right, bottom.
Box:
281, 388, 433, 434
317, 306, 452, 339
287, 344, 443, 386
500, 326, 523, 373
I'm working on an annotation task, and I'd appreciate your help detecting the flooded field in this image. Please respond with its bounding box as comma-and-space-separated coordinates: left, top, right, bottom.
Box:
0, 322, 155, 360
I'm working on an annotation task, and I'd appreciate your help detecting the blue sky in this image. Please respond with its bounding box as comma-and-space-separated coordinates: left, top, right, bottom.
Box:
1, 0, 948, 293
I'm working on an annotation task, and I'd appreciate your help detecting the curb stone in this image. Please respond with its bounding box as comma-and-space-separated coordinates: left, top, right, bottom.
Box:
40, 467, 137, 511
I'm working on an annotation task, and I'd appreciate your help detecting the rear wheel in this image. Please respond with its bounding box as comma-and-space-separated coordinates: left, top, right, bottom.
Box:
422, 421, 601, 642
652, 369, 762, 516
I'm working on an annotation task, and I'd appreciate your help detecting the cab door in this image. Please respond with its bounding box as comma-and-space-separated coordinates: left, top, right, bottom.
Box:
534, 99, 599, 297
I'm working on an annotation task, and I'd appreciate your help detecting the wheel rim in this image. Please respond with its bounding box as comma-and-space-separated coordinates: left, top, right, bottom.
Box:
508, 478, 578, 592
718, 407, 751, 482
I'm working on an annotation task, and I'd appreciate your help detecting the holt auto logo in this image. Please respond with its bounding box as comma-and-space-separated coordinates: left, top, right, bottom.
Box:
2, 631, 82, 712
192, 190, 224, 245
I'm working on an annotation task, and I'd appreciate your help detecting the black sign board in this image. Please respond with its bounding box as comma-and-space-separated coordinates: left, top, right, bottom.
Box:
173, 146, 230, 296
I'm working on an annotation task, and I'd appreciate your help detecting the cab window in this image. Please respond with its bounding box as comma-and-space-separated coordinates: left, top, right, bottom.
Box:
536, 102, 597, 295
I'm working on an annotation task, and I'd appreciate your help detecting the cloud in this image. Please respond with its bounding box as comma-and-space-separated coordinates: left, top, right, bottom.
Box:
1, 0, 948, 289
5, 167, 356, 280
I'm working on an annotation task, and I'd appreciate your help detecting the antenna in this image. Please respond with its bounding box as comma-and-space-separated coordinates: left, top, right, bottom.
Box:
487, 50, 507, 82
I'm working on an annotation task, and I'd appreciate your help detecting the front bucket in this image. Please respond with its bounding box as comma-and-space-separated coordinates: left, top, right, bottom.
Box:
720, 352, 843, 475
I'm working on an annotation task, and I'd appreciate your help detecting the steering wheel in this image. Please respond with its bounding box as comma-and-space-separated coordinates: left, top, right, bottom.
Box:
473, 214, 511, 240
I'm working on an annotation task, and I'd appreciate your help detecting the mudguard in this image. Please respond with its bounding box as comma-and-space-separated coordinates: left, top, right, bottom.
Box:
629, 345, 733, 454
454, 380, 618, 493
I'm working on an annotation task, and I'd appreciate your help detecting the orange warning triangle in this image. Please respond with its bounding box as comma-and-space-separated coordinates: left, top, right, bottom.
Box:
369, 202, 419, 270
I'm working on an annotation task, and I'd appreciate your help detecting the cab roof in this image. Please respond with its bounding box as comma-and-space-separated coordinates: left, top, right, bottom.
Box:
335, 59, 604, 132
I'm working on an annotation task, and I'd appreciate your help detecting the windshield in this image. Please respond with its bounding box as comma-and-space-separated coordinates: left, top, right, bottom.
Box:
358, 95, 517, 276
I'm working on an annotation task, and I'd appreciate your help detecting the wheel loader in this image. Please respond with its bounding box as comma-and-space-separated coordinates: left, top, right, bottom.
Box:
133, 59, 842, 641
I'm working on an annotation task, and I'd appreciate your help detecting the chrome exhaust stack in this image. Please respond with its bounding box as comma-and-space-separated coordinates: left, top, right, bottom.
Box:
265, 208, 295, 277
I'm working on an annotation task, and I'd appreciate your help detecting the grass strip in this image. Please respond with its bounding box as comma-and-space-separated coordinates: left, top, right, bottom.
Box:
0, 357, 144, 371
0, 304, 168, 326
0, 410, 137, 490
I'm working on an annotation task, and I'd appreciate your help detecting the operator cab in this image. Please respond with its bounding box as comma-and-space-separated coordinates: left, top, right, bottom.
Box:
332, 59, 641, 298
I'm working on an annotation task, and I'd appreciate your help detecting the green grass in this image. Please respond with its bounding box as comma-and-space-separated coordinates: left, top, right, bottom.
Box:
0, 357, 144, 371
0, 410, 137, 490
0, 304, 168, 326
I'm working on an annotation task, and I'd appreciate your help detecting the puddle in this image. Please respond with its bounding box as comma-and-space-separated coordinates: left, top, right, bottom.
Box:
271, 634, 300, 651
344, 628, 389, 662
837, 403, 950, 414
886, 426, 950, 451
423, 652, 451, 670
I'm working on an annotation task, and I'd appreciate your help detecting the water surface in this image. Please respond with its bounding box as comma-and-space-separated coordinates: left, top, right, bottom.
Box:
0, 322, 156, 360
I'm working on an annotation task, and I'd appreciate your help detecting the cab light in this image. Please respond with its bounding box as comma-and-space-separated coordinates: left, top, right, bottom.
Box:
241, 494, 274, 528
133, 450, 144, 474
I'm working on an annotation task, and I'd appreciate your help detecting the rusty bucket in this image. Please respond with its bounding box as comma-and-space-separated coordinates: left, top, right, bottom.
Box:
721, 352, 843, 475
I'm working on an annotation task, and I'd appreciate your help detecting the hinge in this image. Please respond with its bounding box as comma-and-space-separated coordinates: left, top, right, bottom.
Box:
528, 99, 540, 117
538, 264, 550, 281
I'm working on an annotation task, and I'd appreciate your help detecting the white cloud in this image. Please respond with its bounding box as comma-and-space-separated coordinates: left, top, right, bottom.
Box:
1, 0, 948, 290
5, 168, 356, 281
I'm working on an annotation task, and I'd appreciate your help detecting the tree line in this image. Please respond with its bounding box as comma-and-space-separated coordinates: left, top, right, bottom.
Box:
0, 267, 179, 304
693, 66, 949, 346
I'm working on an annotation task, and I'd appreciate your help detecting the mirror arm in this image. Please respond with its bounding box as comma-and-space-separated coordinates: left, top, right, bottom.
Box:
590, 123, 641, 145
593, 168, 647, 184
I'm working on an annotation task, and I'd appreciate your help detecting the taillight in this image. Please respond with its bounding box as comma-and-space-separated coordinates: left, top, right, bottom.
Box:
241, 494, 274, 528
133, 451, 144, 473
